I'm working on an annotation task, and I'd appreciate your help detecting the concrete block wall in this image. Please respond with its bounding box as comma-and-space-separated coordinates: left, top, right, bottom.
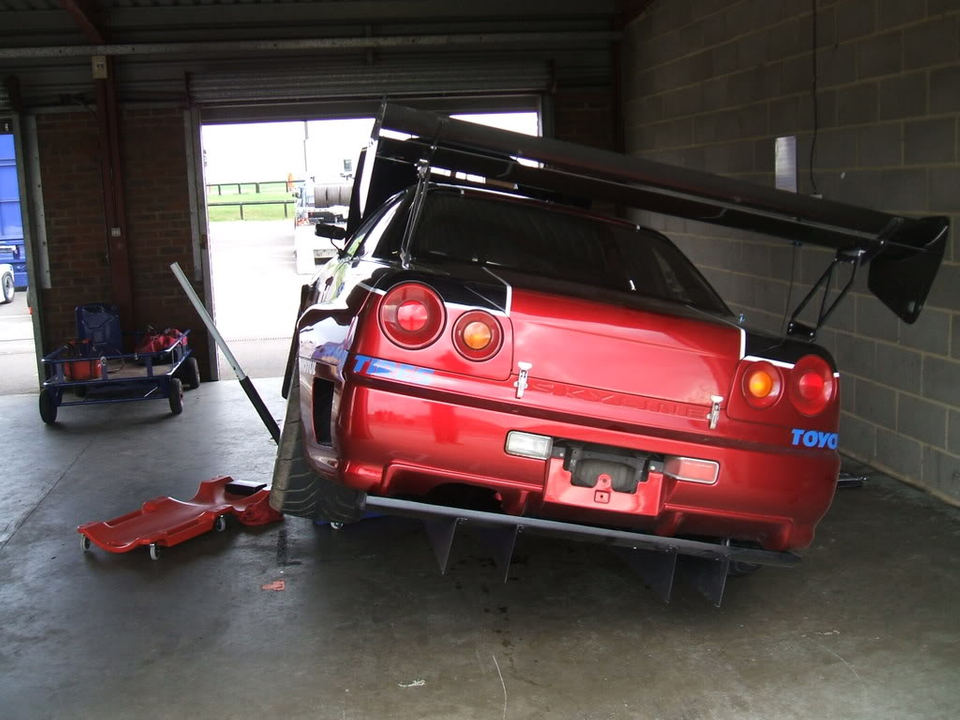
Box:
553, 90, 617, 150
623, 0, 960, 502
36, 108, 211, 375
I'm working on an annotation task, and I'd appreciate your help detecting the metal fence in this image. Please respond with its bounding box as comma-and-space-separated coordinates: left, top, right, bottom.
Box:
206, 179, 302, 195
209, 199, 295, 219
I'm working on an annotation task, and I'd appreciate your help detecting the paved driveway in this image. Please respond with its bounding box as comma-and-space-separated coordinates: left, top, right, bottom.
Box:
209, 219, 314, 379
0, 290, 38, 395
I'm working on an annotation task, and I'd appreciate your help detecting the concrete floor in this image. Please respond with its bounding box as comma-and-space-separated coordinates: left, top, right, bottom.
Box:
1, 379, 959, 720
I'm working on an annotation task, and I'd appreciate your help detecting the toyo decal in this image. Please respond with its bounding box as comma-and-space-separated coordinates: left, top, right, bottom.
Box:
352, 354, 435, 384
791, 428, 839, 449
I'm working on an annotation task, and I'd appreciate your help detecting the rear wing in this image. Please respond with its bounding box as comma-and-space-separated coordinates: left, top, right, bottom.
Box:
350, 103, 948, 329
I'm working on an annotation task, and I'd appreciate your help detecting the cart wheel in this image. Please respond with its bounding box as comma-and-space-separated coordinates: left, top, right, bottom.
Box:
168, 377, 184, 415
182, 356, 201, 390
214, 515, 227, 532
39, 388, 58, 424
329, 522, 344, 530
80, 535, 91, 553
149, 543, 161, 561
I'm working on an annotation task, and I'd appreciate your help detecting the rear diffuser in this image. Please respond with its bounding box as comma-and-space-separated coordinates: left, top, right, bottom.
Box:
361, 495, 797, 606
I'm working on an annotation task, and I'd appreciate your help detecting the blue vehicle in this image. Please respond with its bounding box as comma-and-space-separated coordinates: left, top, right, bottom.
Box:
0, 134, 27, 292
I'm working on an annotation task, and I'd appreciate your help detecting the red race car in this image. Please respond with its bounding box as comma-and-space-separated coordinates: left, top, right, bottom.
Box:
270, 105, 947, 604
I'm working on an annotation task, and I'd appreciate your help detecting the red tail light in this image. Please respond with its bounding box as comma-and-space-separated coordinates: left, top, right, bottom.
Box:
741, 361, 782, 409
380, 283, 445, 349
789, 355, 835, 416
396, 300, 429, 332
453, 310, 503, 361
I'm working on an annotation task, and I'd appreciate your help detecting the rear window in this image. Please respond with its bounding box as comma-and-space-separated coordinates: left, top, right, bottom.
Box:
411, 191, 730, 315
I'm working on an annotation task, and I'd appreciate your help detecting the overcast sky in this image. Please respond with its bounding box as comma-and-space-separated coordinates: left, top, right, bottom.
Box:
201, 112, 539, 184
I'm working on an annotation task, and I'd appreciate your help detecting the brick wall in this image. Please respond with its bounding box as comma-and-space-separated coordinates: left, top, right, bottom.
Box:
623, 0, 960, 501
36, 112, 113, 346
36, 107, 211, 376
121, 109, 207, 355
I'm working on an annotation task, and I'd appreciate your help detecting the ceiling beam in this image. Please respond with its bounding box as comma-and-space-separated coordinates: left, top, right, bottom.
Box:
102, 1, 619, 28
58, 0, 106, 44
0, 31, 621, 60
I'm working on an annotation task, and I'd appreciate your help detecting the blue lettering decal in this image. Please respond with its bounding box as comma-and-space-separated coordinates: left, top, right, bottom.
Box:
352, 355, 435, 384
369, 359, 396, 375
398, 363, 419, 380
353, 354, 371, 373
791, 427, 839, 449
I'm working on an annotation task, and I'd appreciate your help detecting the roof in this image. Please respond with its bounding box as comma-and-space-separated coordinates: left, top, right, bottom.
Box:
0, 1, 626, 108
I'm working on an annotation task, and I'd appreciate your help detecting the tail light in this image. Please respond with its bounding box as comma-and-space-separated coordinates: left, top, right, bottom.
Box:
789, 354, 835, 416
741, 361, 782, 409
453, 310, 503, 361
380, 282, 445, 349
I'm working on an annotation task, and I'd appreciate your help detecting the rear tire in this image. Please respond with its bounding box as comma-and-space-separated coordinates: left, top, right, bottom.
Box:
269, 366, 362, 523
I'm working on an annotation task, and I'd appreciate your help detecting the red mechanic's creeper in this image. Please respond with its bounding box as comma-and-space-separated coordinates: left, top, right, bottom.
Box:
78, 476, 282, 560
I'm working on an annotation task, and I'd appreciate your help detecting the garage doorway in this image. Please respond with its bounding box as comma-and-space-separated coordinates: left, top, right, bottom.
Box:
201, 118, 374, 380
200, 110, 539, 380
0, 130, 37, 396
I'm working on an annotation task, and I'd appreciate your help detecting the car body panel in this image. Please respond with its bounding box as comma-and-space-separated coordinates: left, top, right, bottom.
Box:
287, 185, 841, 552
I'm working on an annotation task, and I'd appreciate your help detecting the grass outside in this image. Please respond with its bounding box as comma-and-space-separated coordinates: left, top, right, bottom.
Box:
208, 187, 297, 222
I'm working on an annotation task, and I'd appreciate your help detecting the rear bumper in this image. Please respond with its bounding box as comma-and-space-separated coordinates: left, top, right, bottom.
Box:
306, 377, 839, 552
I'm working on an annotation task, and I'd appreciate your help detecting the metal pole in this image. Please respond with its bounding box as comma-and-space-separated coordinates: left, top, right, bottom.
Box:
96, 58, 135, 333
303, 120, 309, 178
170, 262, 280, 443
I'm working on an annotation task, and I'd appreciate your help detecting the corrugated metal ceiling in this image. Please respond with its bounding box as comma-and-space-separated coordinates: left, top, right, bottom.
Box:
0, 0, 622, 110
